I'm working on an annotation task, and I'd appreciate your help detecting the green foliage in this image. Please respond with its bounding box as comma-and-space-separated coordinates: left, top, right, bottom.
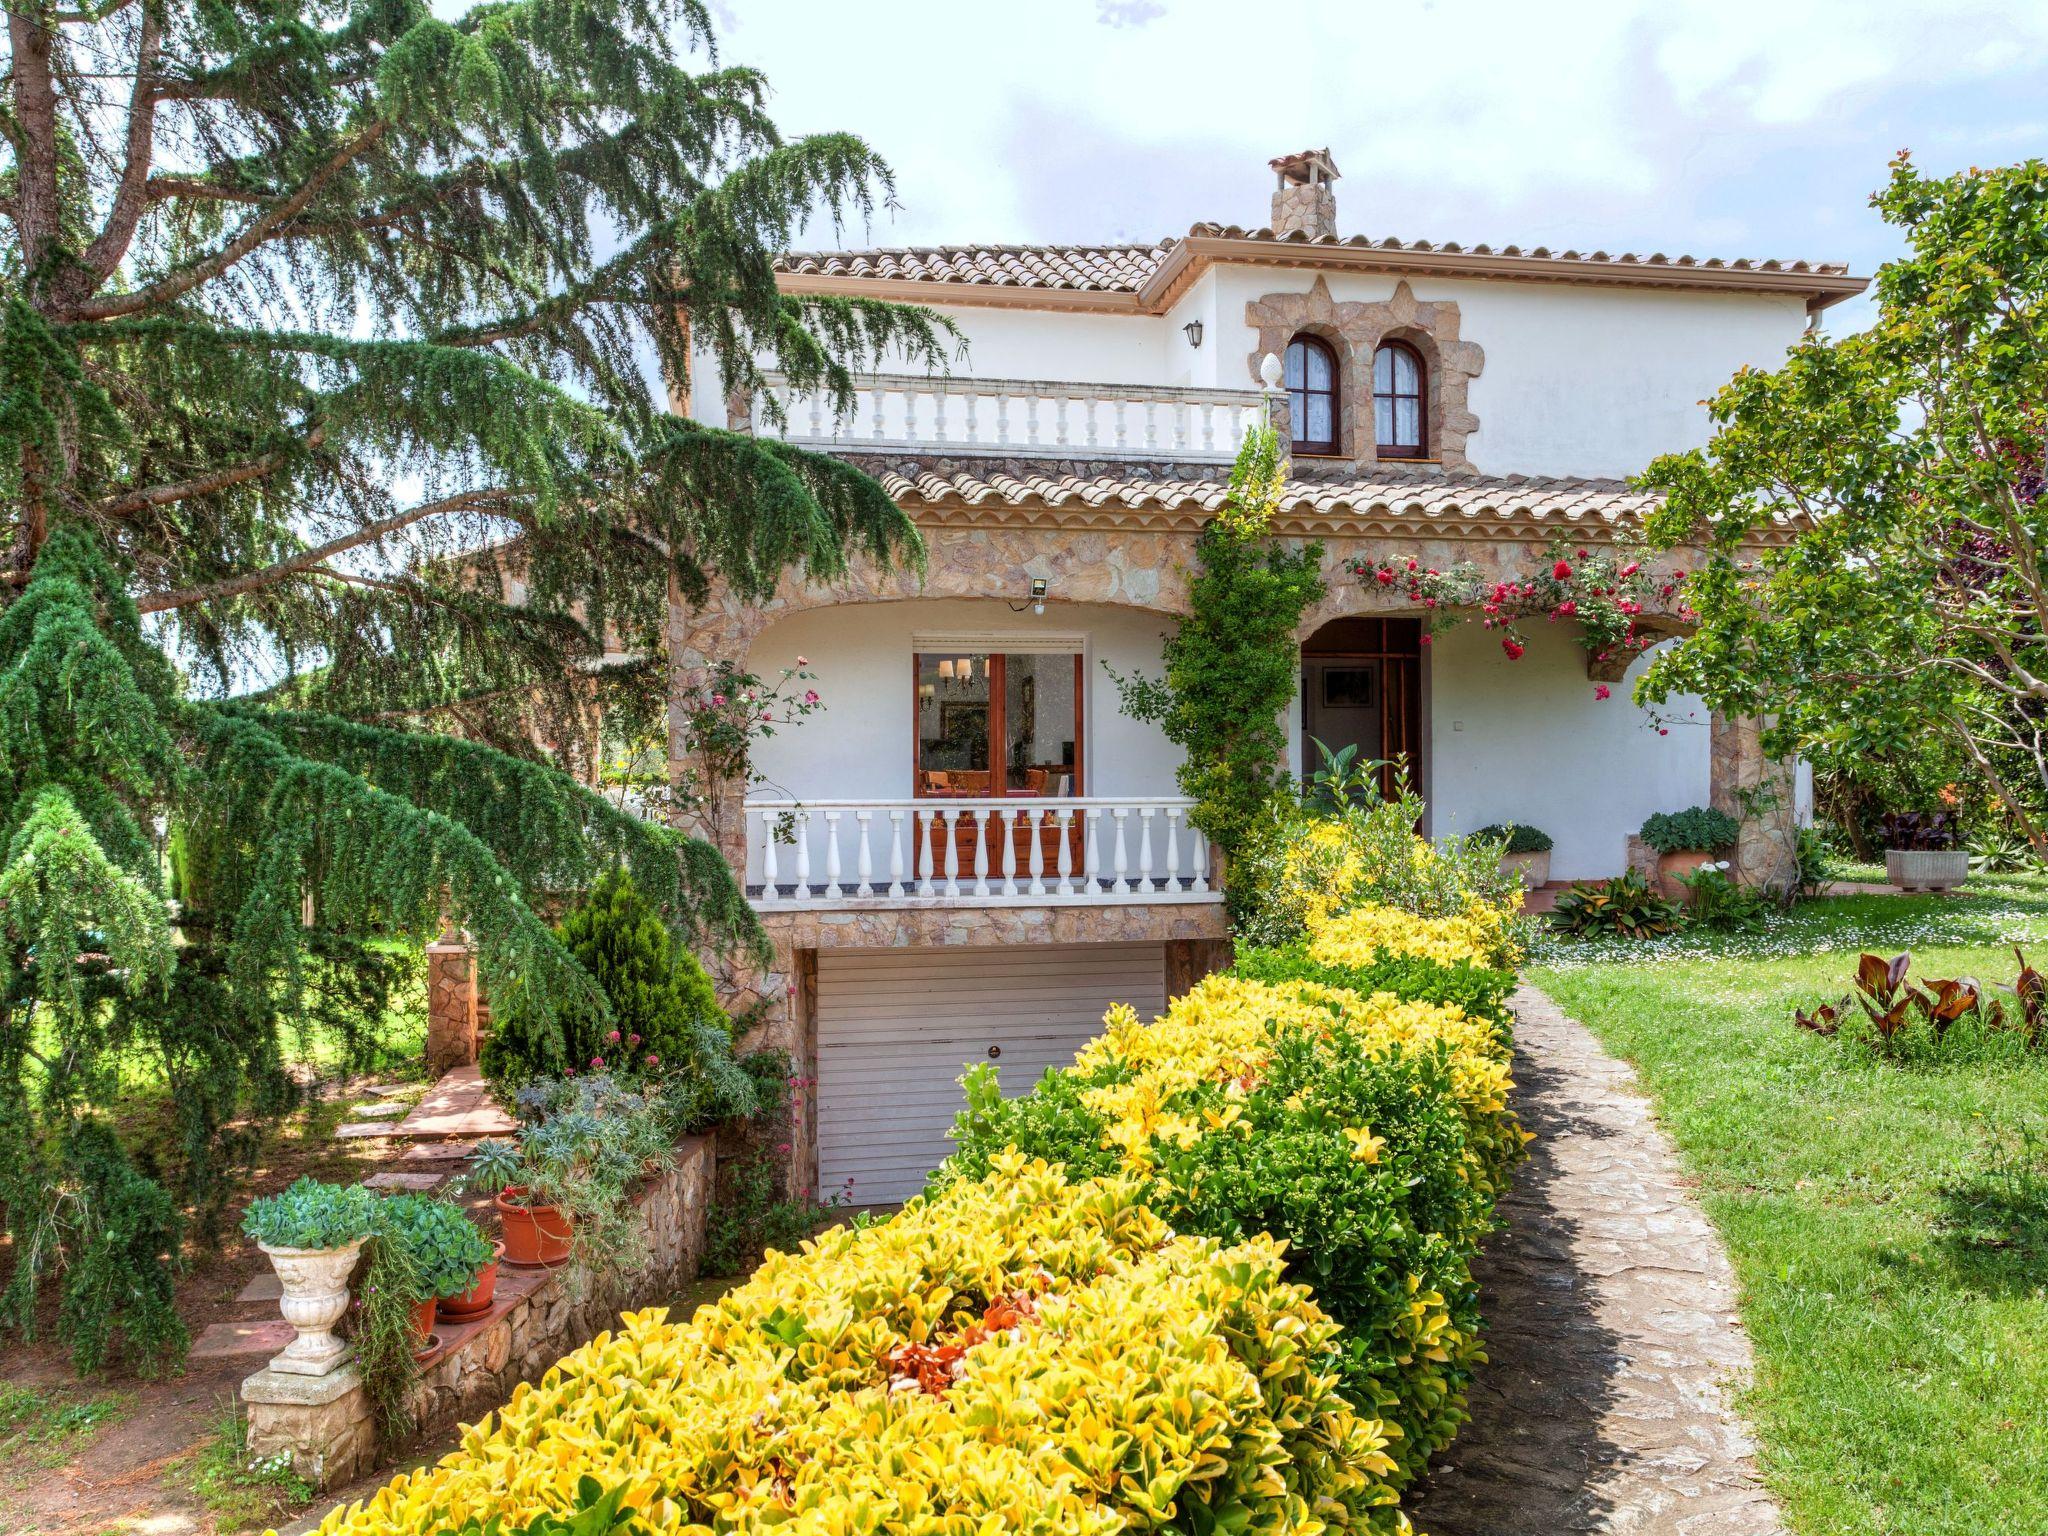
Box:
943, 948, 1520, 1488
184, 1403, 314, 1530
702, 1153, 845, 1277
353, 1226, 429, 1442
0, 1120, 189, 1377
466, 1075, 675, 1270
1672, 862, 1772, 933
0, 0, 950, 1374
1548, 870, 1687, 939
483, 868, 759, 1134
1232, 943, 1518, 1027
1971, 825, 2037, 875
1638, 154, 2048, 846
1473, 822, 1553, 855
1639, 805, 1741, 854
427, 1476, 640, 1536
377, 1195, 494, 1302
241, 1176, 378, 1251
1107, 423, 1323, 860
1793, 948, 2046, 1065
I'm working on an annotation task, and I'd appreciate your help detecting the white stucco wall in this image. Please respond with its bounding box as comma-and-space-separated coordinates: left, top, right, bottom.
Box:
1421, 624, 1712, 881
743, 598, 1184, 805
706, 264, 1811, 482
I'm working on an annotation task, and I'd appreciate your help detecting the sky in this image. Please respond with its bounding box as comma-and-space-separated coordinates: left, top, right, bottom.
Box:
708, 0, 2048, 333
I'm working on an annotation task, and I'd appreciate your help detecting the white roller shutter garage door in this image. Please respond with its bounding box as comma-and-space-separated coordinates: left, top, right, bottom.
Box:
816, 942, 1166, 1206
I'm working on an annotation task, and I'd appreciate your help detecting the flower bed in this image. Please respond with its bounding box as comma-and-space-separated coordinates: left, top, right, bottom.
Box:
308, 1157, 1401, 1535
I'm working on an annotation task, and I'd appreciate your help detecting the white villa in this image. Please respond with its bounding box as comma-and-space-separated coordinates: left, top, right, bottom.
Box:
671, 150, 1865, 1202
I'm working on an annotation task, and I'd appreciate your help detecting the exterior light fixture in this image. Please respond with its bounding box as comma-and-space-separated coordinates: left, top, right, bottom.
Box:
1009, 576, 1051, 615
1182, 320, 1204, 348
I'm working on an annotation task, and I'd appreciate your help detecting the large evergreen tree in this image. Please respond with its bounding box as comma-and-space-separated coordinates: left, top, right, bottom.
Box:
0, 0, 947, 1371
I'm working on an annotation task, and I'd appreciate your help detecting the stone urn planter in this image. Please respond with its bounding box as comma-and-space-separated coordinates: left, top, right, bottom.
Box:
259, 1238, 367, 1377
497, 1188, 572, 1266
438, 1241, 505, 1319
1656, 849, 1714, 902
1501, 849, 1551, 889
1886, 847, 1970, 893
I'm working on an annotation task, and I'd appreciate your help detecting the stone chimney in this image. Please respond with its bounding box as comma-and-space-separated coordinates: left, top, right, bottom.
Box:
1269, 148, 1340, 240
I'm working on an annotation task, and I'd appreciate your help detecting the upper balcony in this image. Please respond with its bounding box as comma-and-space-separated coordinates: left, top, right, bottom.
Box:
738, 371, 1267, 464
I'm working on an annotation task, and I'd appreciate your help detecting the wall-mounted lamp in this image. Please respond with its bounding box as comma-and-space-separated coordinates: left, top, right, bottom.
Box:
1181, 319, 1204, 349
1009, 576, 1050, 615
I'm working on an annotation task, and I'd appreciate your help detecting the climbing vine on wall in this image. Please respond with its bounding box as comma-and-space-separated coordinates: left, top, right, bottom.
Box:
1109, 424, 1324, 865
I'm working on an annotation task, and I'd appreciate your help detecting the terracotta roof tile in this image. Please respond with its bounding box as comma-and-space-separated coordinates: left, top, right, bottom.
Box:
874, 464, 1662, 528
775, 241, 1174, 293
775, 225, 1852, 292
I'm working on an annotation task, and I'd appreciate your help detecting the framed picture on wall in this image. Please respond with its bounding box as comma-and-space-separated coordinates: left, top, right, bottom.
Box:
1321, 665, 1377, 709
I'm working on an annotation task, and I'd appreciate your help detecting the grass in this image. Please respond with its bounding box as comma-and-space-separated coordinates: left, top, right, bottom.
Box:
1533, 877, 2048, 1536
182, 1401, 315, 1533
0, 1380, 129, 1478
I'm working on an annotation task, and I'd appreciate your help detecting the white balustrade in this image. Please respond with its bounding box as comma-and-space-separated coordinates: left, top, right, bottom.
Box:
742, 797, 1217, 909
741, 372, 1263, 464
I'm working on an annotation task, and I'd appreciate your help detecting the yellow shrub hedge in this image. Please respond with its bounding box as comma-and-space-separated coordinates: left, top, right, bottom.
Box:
308, 1156, 1408, 1536
1307, 900, 1521, 972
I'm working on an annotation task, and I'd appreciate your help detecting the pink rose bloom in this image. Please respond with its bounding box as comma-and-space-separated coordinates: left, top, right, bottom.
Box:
803, 689, 820, 705
628, 1033, 641, 1045
709, 693, 725, 706
590, 1056, 604, 1070
646, 1053, 660, 1067
606, 1029, 621, 1043
1594, 684, 1611, 700
795, 655, 809, 666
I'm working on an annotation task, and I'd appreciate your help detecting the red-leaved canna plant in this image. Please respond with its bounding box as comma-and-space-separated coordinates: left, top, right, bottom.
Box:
1350, 538, 1682, 683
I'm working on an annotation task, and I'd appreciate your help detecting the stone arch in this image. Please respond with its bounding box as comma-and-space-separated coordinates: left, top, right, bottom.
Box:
1246, 276, 1485, 470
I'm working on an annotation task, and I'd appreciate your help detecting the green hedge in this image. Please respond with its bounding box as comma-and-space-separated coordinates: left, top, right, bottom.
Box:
1233, 941, 1518, 1029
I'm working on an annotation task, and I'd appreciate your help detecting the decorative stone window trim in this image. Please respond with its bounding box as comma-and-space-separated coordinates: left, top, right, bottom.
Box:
1246, 276, 1484, 470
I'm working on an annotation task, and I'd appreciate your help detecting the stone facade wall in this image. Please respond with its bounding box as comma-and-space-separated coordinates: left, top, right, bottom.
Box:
424, 934, 479, 1074
245, 1138, 715, 1490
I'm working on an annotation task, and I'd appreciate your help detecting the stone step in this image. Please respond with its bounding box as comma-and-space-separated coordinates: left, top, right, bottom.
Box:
362, 1170, 444, 1193
191, 1318, 296, 1360
350, 1102, 408, 1120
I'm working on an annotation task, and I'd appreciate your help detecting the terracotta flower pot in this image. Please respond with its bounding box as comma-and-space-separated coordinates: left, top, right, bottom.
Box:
409, 1297, 439, 1351
437, 1242, 505, 1319
258, 1237, 367, 1377
496, 1188, 572, 1266
1500, 849, 1551, 890
1657, 849, 1713, 901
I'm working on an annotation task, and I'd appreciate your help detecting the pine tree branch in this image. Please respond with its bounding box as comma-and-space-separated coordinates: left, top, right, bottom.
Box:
73, 6, 161, 285
92, 425, 327, 519
68, 121, 391, 322
136, 491, 513, 614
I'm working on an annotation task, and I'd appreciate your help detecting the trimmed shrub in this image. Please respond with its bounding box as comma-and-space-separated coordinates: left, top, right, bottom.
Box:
307, 1156, 1406, 1536
1234, 940, 1517, 1027
1308, 899, 1521, 971
945, 968, 1526, 1491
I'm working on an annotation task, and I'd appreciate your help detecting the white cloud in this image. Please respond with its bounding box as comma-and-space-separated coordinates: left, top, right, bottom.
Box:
1095, 0, 1167, 25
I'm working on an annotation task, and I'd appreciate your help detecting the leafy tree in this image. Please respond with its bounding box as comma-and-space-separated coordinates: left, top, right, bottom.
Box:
1109, 423, 1324, 874
0, 0, 946, 1371
1638, 155, 2048, 848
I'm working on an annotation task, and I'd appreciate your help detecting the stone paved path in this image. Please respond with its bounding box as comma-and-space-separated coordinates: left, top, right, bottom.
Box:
1406, 985, 1785, 1536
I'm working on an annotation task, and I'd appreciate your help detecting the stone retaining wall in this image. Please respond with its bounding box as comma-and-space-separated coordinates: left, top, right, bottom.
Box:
243, 1136, 715, 1490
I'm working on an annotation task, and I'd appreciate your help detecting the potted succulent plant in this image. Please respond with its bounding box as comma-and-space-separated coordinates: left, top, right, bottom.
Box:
378, 1194, 500, 1328
1640, 806, 1742, 901
1475, 823, 1553, 888
241, 1177, 379, 1376
1883, 810, 1969, 892
467, 1074, 677, 1269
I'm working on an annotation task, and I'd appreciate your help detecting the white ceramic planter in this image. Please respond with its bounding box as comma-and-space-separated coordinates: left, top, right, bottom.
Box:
1500, 849, 1551, 889
1886, 848, 1970, 893
260, 1237, 366, 1376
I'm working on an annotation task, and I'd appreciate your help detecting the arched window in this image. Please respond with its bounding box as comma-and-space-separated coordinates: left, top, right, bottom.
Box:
1373, 341, 1425, 458
1284, 335, 1338, 455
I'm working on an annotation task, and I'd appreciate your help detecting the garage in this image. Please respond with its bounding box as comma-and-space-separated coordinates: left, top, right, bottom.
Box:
815, 942, 1167, 1206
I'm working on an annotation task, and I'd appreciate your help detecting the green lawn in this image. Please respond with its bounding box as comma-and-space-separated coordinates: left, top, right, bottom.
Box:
1533, 875, 2048, 1536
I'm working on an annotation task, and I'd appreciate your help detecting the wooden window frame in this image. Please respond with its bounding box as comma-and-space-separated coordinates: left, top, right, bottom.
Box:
1373, 339, 1427, 459
911, 651, 1085, 798
1284, 334, 1340, 457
